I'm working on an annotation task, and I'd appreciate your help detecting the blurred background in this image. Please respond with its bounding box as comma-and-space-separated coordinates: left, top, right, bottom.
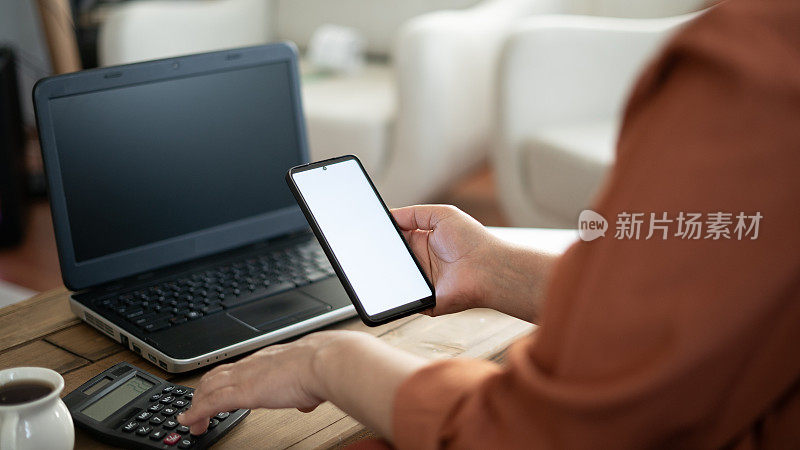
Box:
0, 0, 709, 301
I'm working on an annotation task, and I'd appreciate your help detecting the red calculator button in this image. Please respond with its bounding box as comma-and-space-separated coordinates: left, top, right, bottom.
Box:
163, 432, 181, 445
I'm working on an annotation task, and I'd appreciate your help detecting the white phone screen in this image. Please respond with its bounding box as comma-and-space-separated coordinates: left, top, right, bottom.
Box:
292, 159, 432, 316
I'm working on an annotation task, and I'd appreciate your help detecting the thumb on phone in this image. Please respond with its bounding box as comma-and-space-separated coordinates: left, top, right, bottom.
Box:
391, 205, 459, 232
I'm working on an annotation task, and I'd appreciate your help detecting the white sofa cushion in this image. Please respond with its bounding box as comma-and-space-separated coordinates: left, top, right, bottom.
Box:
566, 0, 708, 18
99, 0, 275, 65
521, 119, 617, 221
276, 0, 482, 55
301, 62, 395, 176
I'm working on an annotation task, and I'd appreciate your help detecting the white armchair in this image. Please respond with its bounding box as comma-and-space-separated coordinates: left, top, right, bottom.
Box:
380, 0, 564, 206
96, 0, 551, 207
493, 6, 707, 227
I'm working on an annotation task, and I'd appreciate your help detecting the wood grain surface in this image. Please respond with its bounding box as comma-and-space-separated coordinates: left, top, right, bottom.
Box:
0, 289, 533, 449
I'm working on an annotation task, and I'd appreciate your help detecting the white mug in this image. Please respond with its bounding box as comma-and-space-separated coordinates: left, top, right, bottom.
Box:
0, 367, 74, 450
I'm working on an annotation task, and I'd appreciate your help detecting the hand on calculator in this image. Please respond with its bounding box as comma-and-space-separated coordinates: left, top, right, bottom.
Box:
63, 362, 249, 449
177, 332, 339, 435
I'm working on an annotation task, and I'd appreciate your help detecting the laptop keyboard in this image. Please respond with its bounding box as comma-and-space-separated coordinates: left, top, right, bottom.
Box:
98, 240, 336, 333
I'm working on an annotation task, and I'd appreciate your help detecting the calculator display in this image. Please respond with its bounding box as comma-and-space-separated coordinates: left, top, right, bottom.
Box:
83, 376, 112, 395
82, 376, 154, 421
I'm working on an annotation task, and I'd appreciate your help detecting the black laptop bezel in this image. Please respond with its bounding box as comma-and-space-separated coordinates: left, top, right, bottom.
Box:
33, 43, 310, 291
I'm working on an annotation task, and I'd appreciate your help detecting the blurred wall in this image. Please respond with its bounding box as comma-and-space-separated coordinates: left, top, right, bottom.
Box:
0, 0, 53, 126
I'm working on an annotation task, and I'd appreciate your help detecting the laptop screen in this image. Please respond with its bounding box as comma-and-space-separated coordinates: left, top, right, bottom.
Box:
48, 61, 303, 263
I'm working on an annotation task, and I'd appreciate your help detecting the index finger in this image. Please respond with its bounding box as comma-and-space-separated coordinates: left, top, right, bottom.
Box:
391, 205, 458, 231
179, 385, 248, 433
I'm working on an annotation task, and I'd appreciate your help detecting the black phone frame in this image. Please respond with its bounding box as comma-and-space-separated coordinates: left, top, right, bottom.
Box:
286, 155, 435, 326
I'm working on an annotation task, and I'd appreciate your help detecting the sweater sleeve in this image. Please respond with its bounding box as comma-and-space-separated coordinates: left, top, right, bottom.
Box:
391, 1, 800, 448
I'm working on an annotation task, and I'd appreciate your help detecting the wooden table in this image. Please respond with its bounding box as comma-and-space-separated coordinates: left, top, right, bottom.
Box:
0, 228, 575, 448
0, 289, 535, 448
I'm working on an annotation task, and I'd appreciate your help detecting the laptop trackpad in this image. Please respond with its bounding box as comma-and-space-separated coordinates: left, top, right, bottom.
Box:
227, 290, 330, 332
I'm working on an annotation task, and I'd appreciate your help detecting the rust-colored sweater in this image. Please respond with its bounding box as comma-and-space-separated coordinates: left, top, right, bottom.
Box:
392, 0, 800, 448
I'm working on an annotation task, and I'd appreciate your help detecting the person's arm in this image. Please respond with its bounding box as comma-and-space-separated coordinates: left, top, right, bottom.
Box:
177, 205, 555, 437
391, 2, 800, 448
390, 204, 557, 322
184, 2, 798, 447
313, 333, 427, 438
479, 240, 556, 322
177, 330, 426, 437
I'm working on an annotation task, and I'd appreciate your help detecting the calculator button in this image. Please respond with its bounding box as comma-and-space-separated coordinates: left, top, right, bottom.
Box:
184, 392, 194, 399
163, 432, 181, 446
178, 438, 195, 449
162, 407, 177, 416
208, 418, 219, 429
161, 395, 175, 404
136, 425, 152, 436
148, 403, 165, 412
162, 419, 178, 429
135, 411, 152, 421
121, 421, 138, 432
163, 385, 176, 393
173, 399, 189, 408
176, 425, 190, 434
173, 387, 188, 395
149, 415, 164, 425
215, 411, 230, 420
149, 430, 166, 440
150, 393, 162, 401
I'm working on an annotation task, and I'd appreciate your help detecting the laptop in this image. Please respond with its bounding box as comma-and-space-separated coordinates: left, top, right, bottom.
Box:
33, 43, 356, 373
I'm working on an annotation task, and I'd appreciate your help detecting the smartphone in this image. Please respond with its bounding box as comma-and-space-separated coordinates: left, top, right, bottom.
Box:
286, 155, 435, 326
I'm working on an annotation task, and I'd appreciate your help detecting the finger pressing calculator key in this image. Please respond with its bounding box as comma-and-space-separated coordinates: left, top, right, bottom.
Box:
64, 362, 250, 449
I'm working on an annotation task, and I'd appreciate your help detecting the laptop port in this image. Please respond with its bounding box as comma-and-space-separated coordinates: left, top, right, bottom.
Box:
148, 354, 157, 364
159, 360, 168, 370
132, 344, 141, 354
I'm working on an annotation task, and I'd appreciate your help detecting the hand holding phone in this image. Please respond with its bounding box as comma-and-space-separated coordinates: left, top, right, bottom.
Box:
286, 155, 435, 325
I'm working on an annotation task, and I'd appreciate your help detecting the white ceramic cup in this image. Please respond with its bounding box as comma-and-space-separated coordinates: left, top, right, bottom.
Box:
0, 367, 74, 450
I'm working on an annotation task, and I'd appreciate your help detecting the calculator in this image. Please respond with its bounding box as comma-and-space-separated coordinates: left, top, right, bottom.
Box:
64, 362, 249, 449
